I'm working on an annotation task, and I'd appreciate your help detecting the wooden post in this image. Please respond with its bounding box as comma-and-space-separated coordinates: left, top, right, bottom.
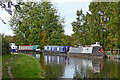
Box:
111, 49, 113, 54
118, 49, 120, 54
118, 49, 119, 54
114, 49, 115, 54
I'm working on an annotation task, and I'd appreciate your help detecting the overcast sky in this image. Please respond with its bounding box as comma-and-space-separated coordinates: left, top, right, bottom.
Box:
0, 0, 92, 36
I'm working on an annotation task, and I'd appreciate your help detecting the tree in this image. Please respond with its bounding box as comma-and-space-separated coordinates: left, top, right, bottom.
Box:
71, 9, 89, 46
0, 34, 10, 55
61, 34, 74, 46
4, 35, 23, 46
105, 2, 120, 50
10, 1, 64, 50
47, 31, 63, 46
71, 2, 119, 51
87, 2, 108, 49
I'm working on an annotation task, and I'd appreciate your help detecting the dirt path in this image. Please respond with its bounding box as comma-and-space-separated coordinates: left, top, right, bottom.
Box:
5, 55, 17, 79
7, 66, 14, 79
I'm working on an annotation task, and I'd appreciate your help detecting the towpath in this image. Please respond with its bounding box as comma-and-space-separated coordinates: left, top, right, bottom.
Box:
5, 55, 17, 79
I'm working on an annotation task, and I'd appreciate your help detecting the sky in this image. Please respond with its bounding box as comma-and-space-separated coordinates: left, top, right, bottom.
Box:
0, 0, 92, 36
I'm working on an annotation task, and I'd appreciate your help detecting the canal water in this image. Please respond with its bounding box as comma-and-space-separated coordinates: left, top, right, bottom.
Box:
30, 53, 120, 78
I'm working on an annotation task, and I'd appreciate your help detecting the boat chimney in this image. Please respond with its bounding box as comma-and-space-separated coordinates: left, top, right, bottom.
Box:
96, 42, 100, 45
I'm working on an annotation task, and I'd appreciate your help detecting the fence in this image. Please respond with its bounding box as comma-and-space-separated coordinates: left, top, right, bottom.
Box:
111, 49, 120, 54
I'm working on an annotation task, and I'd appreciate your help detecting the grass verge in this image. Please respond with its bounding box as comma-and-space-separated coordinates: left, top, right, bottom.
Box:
2, 54, 16, 78
2, 54, 44, 78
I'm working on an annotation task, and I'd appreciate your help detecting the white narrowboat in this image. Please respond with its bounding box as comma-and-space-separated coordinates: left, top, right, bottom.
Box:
69, 42, 102, 54
9, 43, 17, 52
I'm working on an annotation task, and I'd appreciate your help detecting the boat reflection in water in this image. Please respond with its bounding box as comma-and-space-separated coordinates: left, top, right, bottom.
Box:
44, 55, 70, 65
34, 53, 119, 78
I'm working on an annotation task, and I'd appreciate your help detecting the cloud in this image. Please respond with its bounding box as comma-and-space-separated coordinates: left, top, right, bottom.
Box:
0, 21, 14, 36
0, 9, 11, 23
0, 0, 91, 36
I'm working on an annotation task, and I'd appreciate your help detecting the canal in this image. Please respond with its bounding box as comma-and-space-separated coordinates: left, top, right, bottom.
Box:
30, 53, 120, 78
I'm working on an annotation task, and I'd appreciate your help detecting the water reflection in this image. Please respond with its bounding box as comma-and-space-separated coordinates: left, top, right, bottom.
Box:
73, 59, 102, 78
40, 53, 46, 72
45, 64, 65, 78
44, 55, 70, 65
22, 53, 120, 78
72, 59, 120, 79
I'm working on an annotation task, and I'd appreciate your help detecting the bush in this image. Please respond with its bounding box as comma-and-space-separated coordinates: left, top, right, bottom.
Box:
0, 34, 10, 55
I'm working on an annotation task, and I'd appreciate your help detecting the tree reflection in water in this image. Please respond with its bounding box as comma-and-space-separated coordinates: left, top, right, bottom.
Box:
40, 53, 65, 78
73, 59, 120, 79
40, 53, 46, 72
45, 64, 65, 78
39, 53, 120, 79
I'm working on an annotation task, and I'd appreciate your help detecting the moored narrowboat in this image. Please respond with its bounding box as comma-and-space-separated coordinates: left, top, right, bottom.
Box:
68, 42, 103, 56
43, 42, 103, 57
44, 46, 70, 53
69, 42, 101, 54
19, 45, 41, 53
9, 43, 17, 52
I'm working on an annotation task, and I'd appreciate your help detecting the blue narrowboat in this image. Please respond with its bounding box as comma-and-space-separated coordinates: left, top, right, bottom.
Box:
44, 46, 70, 53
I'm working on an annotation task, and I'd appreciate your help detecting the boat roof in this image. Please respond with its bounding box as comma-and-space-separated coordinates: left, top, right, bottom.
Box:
32, 45, 39, 50
19, 45, 34, 46
91, 44, 101, 47
78, 44, 82, 46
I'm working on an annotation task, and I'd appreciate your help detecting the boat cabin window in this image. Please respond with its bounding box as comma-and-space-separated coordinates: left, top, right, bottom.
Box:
52, 47, 54, 51
37, 46, 40, 49
47, 47, 49, 50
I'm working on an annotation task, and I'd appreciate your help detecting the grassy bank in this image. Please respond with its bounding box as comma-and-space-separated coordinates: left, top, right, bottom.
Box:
2, 54, 16, 78
2, 54, 44, 78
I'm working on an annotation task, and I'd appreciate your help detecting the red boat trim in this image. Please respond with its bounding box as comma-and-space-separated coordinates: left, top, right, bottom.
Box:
19, 49, 33, 50
19, 45, 33, 46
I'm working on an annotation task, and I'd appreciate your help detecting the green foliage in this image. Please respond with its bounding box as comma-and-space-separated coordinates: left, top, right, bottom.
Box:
71, 9, 90, 46
62, 34, 74, 46
71, 2, 119, 51
0, 34, 10, 55
47, 31, 63, 46
3, 35, 23, 46
10, 1, 64, 49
